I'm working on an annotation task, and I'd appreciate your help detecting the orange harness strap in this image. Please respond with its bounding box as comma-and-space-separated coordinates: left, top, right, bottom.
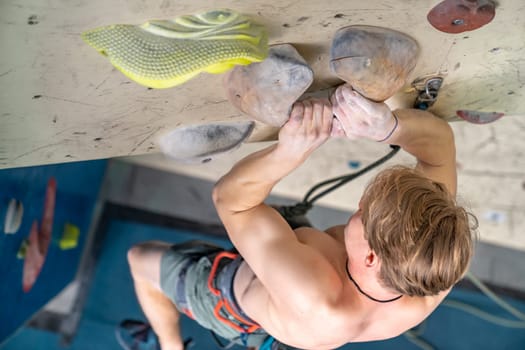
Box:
207, 252, 261, 333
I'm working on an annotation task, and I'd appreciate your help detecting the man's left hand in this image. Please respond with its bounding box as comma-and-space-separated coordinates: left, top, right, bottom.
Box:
331, 84, 396, 141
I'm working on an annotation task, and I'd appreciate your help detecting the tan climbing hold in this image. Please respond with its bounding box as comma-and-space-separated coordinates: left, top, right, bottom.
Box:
223, 44, 314, 127
330, 25, 419, 101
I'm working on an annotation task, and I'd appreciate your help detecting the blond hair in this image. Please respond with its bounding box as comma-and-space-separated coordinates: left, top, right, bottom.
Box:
360, 166, 476, 297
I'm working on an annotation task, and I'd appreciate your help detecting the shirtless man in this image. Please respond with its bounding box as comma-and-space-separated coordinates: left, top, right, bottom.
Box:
126, 84, 475, 350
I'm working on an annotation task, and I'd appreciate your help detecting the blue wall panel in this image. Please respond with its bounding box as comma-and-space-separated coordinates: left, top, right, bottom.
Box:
0, 160, 107, 343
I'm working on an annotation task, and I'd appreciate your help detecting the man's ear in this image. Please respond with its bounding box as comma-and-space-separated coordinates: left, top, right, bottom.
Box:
364, 250, 378, 267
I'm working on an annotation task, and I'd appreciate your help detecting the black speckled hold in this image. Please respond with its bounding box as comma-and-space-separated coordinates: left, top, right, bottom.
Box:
32, 94, 42, 99
27, 15, 39, 25
158, 121, 255, 163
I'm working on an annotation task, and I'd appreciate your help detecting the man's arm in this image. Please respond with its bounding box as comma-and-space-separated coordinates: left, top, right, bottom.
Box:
331, 85, 461, 309
212, 100, 342, 326
331, 85, 456, 195
387, 108, 456, 195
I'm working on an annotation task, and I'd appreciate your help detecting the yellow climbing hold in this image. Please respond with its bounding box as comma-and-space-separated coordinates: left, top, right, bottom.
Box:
81, 9, 268, 88
59, 223, 80, 250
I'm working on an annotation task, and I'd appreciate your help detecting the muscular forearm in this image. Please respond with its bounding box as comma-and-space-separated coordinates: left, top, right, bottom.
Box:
214, 100, 332, 214
385, 109, 455, 167
213, 144, 305, 213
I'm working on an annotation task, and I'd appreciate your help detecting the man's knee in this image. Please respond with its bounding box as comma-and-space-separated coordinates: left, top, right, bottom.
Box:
127, 241, 171, 282
127, 243, 142, 268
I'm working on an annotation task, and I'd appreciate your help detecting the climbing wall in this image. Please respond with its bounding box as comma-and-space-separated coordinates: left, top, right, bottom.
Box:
0, 160, 107, 344
1, 1, 524, 250
1, 0, 523, 168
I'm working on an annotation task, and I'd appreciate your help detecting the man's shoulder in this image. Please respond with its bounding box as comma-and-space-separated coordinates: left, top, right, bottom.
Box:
355, 294, 448, 341
294, 225, 346, 246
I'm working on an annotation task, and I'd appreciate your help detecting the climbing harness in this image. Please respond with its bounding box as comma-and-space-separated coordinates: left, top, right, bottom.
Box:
207, 252, 261, 334
208, 252, 264, 350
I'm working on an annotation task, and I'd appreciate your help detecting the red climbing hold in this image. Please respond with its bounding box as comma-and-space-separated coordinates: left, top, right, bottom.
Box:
427, 0, 496, 34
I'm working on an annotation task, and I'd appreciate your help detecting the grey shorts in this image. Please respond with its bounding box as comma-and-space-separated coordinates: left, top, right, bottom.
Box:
159, 240, 269, 347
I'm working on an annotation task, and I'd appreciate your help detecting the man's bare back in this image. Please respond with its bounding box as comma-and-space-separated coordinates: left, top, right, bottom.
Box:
234, 225, 443, 349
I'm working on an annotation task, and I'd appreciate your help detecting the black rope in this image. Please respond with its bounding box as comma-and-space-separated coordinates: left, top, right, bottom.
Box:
279, 145, 401, 218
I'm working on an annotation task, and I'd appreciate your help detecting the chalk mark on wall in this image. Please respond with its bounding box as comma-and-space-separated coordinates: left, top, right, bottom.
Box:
129, 126, 162, 154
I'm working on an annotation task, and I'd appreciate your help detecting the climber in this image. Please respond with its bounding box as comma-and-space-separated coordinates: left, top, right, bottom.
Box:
124, 85, 475, 350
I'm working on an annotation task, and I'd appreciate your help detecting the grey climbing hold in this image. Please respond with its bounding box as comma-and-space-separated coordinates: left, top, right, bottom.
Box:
158, 121, 255, 163
224, 44, 314, 127
4, 199, 23, 234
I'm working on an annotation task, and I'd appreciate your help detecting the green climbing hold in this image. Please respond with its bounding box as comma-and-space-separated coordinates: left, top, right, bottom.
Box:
17, 239, 29, 259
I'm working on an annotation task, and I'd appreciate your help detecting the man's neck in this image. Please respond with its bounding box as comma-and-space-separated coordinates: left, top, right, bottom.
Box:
345, 259, 402, 303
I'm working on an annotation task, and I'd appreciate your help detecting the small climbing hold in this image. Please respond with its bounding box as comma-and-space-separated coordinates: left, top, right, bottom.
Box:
427, 0, 496, 34
348, 161, 361, 169
17, 239, 29, 259
22, 221, 44, 292
4, 198, 24, 234
456, 110, 504, 124
59, 223, 80, 250
27, 15, 39, 25
483, 210, 506, 224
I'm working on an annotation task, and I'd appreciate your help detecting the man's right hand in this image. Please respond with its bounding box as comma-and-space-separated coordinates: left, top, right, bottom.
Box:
331, 84, 397, 142
276, 99, 333, 164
